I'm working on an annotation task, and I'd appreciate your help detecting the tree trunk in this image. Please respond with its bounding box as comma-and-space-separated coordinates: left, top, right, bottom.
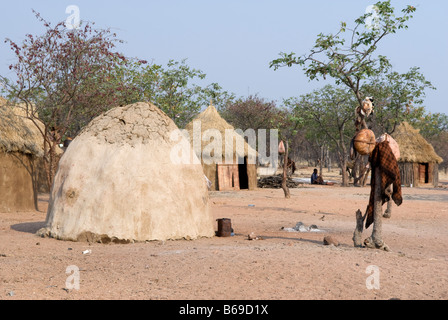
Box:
341, 157, 348, 187
281, 141, 291, 199
383, 184, 393, 219
319, 145, 324, 176
353, 155, 361, 186
353, 209, 364, 247
361, 167, 371, 187
364, 166, 390, 251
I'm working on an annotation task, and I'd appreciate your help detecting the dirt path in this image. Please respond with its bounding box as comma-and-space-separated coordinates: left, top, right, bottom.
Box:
1, 170, 447, 300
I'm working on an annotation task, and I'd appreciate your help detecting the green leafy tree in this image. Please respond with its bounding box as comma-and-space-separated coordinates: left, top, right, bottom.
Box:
270, 1, 416, 110
270, 0, 421, 188
286, 85, 356, 186
361, 67, 435, 135
132, 59, 235, 128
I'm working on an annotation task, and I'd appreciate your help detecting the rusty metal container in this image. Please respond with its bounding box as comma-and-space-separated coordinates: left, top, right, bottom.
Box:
216, 218, 232, 237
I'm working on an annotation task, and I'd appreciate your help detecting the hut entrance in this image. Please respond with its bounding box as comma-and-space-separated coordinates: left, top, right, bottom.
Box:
418, 163, 429, 184
238, 157, 249, 190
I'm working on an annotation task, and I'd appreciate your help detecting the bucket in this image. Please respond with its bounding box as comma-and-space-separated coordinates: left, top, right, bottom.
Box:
216, 218, 232, 237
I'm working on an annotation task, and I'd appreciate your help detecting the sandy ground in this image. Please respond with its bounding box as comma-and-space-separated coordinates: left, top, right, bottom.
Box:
1, 167, 447, 301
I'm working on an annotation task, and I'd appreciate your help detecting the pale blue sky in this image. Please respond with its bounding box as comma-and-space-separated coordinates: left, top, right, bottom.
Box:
1, 0, 447, 115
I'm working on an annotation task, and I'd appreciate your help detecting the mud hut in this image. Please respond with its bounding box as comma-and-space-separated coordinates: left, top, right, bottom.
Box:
0, 97, 43, 212
185, 103, 258, 191
392, 122, 443, 187
39, 102, 214, 242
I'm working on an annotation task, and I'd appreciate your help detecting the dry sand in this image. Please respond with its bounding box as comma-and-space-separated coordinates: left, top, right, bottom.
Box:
1, 167, 447, 301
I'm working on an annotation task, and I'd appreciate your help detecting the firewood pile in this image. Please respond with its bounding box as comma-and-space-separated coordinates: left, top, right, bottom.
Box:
257, 174, 302, 189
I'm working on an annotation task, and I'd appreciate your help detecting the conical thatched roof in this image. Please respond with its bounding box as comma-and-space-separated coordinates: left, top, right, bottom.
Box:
185, 103, 257, 162
0, 97, 43, 157
391, 122, 443, 164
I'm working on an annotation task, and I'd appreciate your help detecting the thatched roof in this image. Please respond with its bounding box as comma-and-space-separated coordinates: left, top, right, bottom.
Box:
0, 97, 44, 157
185, 103, 257, 161
391, 122, 443, 164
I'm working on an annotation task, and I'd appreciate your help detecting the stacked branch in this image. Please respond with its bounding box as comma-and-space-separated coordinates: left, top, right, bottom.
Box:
258, 175, 302, 189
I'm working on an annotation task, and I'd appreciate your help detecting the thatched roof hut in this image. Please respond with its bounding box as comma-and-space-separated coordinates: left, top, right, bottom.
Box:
392, 122, 443, 187
0, 97, 43, 212
0, 98, 43, 157
185, 103, 258, 191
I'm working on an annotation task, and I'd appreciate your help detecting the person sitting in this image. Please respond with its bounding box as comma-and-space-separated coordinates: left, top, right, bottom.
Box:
311, 169, 319, 184
311, 169, 328, 185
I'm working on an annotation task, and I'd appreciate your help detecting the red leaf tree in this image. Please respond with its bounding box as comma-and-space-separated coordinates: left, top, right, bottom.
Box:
1, 11, 144, 189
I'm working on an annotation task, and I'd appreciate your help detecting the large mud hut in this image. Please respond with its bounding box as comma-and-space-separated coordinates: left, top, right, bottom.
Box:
392, 122, 443, 187
185, 103, 258, 191
39, 102, 214, 242
0, 97, 43, 212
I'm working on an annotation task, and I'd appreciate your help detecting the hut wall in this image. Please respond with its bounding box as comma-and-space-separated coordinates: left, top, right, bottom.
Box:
398, 162, 415, 187
217, 164, 240, 191
203, 163, 218, 191
399, 162, 439, 188
0, 152, 36, 212
427, 162, 434, 186
413, 163, 420, 187
202, 160, 257, 191
432, 163, 439, 187
247, 163, 258, 190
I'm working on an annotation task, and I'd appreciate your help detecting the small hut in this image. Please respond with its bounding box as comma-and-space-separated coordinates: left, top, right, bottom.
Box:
0, 97, 43, 212
185, 103, 258, 191
392, 122, 443, 187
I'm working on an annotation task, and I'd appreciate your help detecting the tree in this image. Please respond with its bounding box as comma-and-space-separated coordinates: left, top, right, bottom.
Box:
270, 1, 421, 249
361, 67, 435, 136
286, 85, 356, 186
131, 59, 235, 128
221, 94, 295, 165
414, 112, 448, 172
270, 0, 421, 189
221, 95, 281, 131
0, 11, 144, 188
270, 1, 416, 111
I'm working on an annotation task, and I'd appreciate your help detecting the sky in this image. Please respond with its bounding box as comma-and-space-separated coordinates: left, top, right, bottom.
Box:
0, 0, 447, 115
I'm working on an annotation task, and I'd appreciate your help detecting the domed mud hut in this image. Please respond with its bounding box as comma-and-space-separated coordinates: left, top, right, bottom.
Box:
185, 103, 258, 191
39, 102, 215, 242
391, 122, 443, 187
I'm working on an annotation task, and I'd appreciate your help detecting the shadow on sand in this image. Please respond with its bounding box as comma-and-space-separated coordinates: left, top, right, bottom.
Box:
11, 221, 46, 234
